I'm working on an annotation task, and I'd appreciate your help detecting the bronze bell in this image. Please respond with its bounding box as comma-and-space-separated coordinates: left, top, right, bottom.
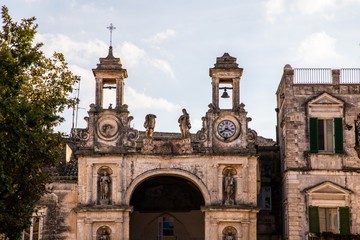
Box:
221, 89, 230, 98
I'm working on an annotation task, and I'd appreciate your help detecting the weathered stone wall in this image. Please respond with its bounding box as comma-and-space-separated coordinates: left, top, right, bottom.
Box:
75, 153, 259, 239
77, 154, 258, 207
283, 171, 360, 239
39, 180, 78, 239
277, 66, 360, 239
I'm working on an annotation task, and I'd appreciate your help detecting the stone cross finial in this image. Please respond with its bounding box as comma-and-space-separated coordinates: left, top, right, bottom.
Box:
107, 23, 116, 47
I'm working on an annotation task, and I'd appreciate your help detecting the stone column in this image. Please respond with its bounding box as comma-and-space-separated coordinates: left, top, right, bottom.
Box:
123, 211, 131, 240
84, 220, 92, 240
212, 77, 219, 108
95, 78, 103, 107
203, 211, 218, 240
29, 217, 34, 240
116, 163, 122, 205
332, 69, 340, 85
38, 215, 44, 240
218, 170, 223, 204
116, 78, 124, 108
232, 77, 240, 110
86, 163, 93, 204
249, 217, 257, 240
242, 222, 249, 240
204, 215, 210, 240
76, 218, 85, 240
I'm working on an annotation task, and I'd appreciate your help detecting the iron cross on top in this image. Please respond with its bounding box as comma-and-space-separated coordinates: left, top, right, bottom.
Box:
107, 23, 116, 47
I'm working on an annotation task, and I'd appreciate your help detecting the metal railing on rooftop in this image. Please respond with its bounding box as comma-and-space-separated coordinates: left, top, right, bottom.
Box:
293, 68, 360, 85
340, 68, 360, 84
294, 68, 332, 84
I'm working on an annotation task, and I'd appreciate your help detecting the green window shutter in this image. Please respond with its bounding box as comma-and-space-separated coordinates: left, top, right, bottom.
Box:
334, 118, 343, 153
309, 206, 320, 233
339, 207, 350, 235
310, 118, 318, 153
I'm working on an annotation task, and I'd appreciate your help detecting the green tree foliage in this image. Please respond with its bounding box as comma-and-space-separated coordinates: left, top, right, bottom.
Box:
0, 6, 78, 239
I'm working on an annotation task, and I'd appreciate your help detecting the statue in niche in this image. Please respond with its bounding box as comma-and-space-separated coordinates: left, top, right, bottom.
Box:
144, 114, 157, 138
224, 230, 235, 240
99, 172, 111, 204
223, 226, 237, 240
98, 229, 110, 240
178, 108, 191, 138
223, 171, 236, 206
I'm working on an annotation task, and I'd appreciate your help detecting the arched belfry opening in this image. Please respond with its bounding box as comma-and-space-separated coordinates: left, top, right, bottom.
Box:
130, 176, 205, 240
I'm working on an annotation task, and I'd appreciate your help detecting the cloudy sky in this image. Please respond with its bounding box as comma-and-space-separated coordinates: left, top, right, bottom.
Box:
3, 0, 360, 139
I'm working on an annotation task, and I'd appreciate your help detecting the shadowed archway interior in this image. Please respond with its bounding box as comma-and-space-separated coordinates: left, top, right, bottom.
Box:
130, 176, 205, 212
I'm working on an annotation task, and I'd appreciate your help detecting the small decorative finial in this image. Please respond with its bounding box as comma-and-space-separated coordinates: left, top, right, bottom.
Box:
107, 23, 116, 47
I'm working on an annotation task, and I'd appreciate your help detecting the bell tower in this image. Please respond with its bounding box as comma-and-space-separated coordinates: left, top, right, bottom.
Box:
92, 46, 128, 111
73, 24, 138, 152
209, 53, 243, 111
197, 53, 257, 153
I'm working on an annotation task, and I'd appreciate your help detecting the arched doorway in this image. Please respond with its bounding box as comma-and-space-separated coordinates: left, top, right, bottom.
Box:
130, 175, 205, 240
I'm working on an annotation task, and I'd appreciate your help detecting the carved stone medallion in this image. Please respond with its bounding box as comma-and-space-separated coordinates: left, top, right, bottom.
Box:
97, 115, 120, 141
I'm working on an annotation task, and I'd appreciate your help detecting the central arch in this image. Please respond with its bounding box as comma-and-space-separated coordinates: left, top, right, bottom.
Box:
124, 168, 211, 205
128, 170, 207, 240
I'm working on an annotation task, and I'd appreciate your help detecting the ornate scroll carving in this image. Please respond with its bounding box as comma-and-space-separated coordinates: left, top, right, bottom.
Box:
196, 117, 208, 142
247, 128, 257, 144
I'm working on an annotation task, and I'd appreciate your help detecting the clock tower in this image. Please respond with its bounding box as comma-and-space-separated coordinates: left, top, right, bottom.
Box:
197, 53, 257, 153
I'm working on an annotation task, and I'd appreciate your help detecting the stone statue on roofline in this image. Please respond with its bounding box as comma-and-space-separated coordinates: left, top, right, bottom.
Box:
144, 114, 157, 138
178, 108, 191, 139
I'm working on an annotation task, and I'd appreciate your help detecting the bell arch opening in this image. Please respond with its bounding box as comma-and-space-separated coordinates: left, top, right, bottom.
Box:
130, 175, 205, 240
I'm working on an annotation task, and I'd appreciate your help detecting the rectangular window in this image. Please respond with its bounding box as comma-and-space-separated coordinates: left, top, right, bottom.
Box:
319, 208, 338, 233
318, 119, 334, 152
257, 186, 272, 210
309, 118, 343, 153
24, 217, 40, 240
309, 206, 350, 235
158, 216, 175, 240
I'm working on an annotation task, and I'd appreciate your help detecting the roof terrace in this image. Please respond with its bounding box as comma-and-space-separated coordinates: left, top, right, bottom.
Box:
293, 68, 360, 84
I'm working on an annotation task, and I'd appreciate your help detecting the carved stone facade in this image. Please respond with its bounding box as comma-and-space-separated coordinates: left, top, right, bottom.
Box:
29, 49, 360, 240
32, 50, 263, 240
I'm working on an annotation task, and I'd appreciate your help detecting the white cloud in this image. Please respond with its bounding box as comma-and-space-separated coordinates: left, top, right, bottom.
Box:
35, 33, 107, 66
264, 0, 349, 22
294, 32, 340, 66
145, 29, 177, 45
150, 59, 176, 80
126, 87, 180, 111
293, 0, 337, 19
264, 0, 286, 23
118, 42, 146, 68
118, 42, 175, 80
36, 34, 176, 81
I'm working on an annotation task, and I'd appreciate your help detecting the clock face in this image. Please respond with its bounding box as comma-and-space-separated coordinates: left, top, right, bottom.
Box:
217, 120, 236, 139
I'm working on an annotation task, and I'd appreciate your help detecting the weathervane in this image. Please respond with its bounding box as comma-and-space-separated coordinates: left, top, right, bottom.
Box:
107, 23, 116, 47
